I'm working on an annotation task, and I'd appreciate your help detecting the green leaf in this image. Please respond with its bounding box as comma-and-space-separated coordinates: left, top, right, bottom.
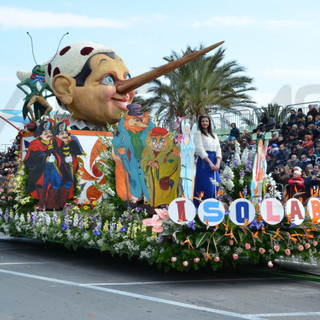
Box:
195, 232, 211, 248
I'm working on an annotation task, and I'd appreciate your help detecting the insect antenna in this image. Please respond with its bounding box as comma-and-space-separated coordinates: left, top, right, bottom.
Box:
26, 32, 38, 65
43, 32, 69, 66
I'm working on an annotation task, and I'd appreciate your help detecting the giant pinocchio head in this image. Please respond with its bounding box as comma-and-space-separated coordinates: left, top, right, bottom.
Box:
45, 40, 224, 126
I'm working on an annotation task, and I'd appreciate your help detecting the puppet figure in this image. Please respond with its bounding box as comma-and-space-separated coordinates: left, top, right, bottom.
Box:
112, 104, 155, 203
141, 127, 181, 207
54, 120, 83, 208
24, 120, 61, 209
180, 119, 196, 199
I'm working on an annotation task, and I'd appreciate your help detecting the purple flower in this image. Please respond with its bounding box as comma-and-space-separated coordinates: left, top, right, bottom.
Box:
157, 234, 165, 243
232, 157, 239, 168
93, 229, 101, 236
242, 186, 248, 198
245, 161, 252, 172
239, 170, 245, 178
249, 219, 265, 230
119, 227, 127, 232
61, 223, 70, 231
187, 220, 196, 230
289, 221, 297, 228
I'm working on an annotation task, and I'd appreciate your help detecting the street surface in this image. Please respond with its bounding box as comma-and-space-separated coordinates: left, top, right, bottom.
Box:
0, 235, 319, 320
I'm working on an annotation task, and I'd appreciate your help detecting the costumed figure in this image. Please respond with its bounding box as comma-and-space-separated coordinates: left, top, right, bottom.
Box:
16, 64, 53, 122
250, 138, 268, 210
112, 104, 155, 203
54, 120, 83, 208
141, 127, 181, 207
24, 120, 62, 209
180, 119, 195, 199
193, 115, 222, 208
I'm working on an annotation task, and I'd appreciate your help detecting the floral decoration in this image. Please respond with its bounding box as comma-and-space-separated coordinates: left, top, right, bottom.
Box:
0, 137, 319, 272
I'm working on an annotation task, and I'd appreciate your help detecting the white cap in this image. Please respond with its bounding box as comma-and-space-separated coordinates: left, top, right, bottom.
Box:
44, 41, 115, 90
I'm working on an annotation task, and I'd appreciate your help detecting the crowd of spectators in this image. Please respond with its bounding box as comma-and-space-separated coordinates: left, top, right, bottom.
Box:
223, 104, 320, 201
0, 134, 21, 205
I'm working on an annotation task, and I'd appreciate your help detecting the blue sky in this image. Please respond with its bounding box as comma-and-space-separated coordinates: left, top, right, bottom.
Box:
2, 0, 320, 115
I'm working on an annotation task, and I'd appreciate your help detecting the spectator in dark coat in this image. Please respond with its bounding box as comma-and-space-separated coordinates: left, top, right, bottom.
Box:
228, 123, 240, 140
262, 114, 277, 132
297, 123, 312, 141
269, 132, 280, 146
285, 154, 300, 169
307, 104, 319, 121
272, 164, 290, 186
296, 108, 307, 122
287, 109, 297, 126
284, 132, 299, 150
299, 154, 312, 170
275, 143, 290, 165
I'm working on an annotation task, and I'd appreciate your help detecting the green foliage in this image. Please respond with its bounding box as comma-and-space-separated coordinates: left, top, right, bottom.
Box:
136, 45, 256, 128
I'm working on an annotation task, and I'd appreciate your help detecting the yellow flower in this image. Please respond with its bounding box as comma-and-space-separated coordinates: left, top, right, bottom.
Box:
103, 221, 109, 232
116, 221, 122, 232
83, 205, 89, 210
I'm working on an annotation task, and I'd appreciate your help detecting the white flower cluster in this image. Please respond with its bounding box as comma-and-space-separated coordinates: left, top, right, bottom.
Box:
139, 245, 156, 259
265, 173, 282, 199
220, 166, 235, 191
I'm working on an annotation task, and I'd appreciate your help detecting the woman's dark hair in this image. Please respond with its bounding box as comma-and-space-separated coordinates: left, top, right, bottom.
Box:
198, 114, 214, 138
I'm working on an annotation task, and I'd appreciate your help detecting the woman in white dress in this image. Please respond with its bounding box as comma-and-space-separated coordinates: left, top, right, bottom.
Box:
193, 115, 222, 208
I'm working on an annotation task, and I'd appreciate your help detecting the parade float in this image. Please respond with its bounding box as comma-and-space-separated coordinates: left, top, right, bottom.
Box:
0, 39, 319, 272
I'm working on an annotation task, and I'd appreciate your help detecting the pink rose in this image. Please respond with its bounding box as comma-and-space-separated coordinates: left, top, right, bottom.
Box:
305, 243, 311, 249
229, 240, 234, 246
182, 261, 189, 267
233, 253, 238, 260
259, 247, 266, 254
298, 245, 304, 251
268, 261, 273, 268
285, 249, 291, 255
273, 245, 280, 252
214, 256, 220, 262
193, 257, 200, 263
313, 241, 318, 247
245, 243, 251, 250
171, 257, 177, 262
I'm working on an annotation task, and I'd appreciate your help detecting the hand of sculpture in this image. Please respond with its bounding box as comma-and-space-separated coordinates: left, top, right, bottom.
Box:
47, 155, 55, 163
65, 155, 72, 163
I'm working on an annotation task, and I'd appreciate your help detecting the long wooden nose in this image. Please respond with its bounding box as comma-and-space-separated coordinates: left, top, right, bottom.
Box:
116, 41, 224, 94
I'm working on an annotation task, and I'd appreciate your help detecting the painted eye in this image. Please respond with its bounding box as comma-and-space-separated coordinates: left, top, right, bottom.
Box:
160, 138, 165, 143
101, 75, 115, 85
125, 74, 131, 80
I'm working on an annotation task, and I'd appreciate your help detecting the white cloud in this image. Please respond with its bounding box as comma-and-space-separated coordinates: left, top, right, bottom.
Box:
262, 67, 320, 79
193, 16, 255, 27
191, 16, 309, 29
0, 6, 134, 29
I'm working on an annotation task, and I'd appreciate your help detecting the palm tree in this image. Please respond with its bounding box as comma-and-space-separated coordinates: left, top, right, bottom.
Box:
136, 45, 256, 128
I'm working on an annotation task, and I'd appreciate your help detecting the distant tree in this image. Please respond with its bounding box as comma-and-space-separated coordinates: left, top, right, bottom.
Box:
254, 103, 291, 128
